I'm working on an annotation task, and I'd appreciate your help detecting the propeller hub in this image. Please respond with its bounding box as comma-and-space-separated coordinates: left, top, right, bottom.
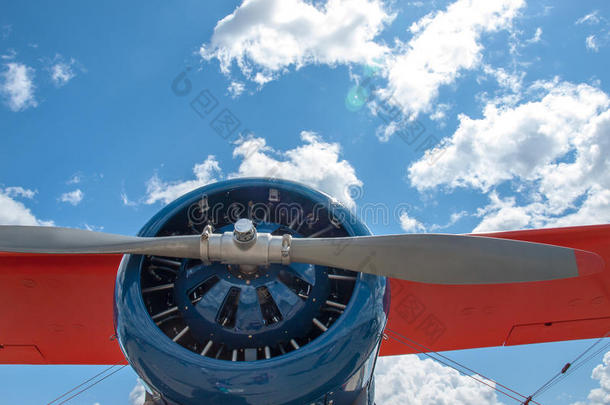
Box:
233, 218, 257, 244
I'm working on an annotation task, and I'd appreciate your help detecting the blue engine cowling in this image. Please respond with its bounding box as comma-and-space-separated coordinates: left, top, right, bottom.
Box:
114, 178, 389, 405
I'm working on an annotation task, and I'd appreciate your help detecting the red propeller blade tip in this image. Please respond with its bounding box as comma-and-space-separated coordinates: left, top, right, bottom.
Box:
575, 250, 606, 276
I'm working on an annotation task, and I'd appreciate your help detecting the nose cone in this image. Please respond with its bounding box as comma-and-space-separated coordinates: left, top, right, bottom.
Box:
233, 218, 256, 243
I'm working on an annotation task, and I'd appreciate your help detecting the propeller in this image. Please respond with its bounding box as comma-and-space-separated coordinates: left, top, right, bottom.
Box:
0, 224, 604, 285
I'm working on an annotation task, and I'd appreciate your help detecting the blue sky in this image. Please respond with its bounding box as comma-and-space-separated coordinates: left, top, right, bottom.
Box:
1, 0, 610, 403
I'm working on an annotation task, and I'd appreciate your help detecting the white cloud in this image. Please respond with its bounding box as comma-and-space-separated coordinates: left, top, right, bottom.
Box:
527, 27, 542, 43
408, 80, 610, 232
430, 103, 451, 122
143, 132, 362, 209
202, 0, 525, 124
576, 11, 601, 26
60, 189, 84, 206
145, 156, 222, 205
201, 0, 394, 83
572, 351, 610, 405
0, 187, 53, 226
429, 210, 468, 231
379, 0, 524, 119
229, 131, 362, 208
399, 212, 426, 233
472, 192, 534, 233
67, 174, 81, 185
410, 81, 609, 192
83, 223, 104, 232
129, 379, 146, 405
1, 49, 16, 60
375, 355, 504, 405
481, 64, 524, 95
3, 186, 36, 199
0, 62, 37, 111
586, 35, 599, 52
575, 11, 609, 52
50, 59, 76, 87
121, 192, 139, 207
228, 81, 245, 98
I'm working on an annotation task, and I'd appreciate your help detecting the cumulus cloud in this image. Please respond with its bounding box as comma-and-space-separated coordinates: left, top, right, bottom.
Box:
375, 355, 504, 405
527, 27, 542, 44
121, 192, 139, 207
129, 379, 146, 405
410, 81, 609, 192
60, 189, 84, 206
1, 49, 17, 60
229, 131, 362, 208
3, 186, 36, 199
379, 0, 524, 118
472, 192, 533, 233
0, 62, 37, 111
200, 0, 394, 83
479, 64, 525, 100
407, 80, 610, 231
67, 174, 81, 185
576, 11, 601, 26
143, 132, 362, 209
202, 0, 524, 118
50, 57, 77, 87
145, 156, 222, 205
574, 10, 609, 52
0, 186, 53, 225
429, 210, 468, 231
228, 81, 245, 98
399, 212, 426, 233
586, 35, 599, 52
573, 351, 610, 405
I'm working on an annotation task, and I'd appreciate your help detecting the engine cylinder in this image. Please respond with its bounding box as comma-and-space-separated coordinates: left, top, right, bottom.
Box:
114, 178, 389, 405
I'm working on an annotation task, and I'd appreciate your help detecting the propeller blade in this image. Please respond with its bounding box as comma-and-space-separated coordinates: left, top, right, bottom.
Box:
289, 234, 605, 284
0, 226, 201, 259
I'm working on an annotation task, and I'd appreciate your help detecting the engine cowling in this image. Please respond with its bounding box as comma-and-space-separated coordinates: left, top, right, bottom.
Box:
114, 178, 389, 405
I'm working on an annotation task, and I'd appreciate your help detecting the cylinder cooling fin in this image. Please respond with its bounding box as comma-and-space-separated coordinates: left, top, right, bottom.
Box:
114, 178, 389, 405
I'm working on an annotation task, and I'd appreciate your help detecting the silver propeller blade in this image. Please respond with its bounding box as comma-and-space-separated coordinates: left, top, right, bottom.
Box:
0, 226, 201, 259
288, 234, 603, 284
